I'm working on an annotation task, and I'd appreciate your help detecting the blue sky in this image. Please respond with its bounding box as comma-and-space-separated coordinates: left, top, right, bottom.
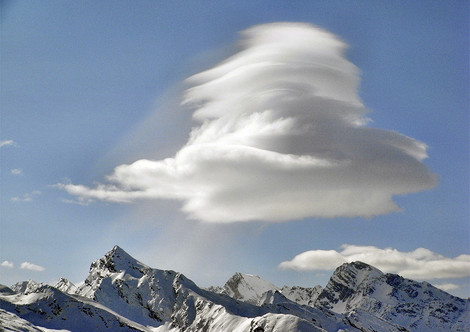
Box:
1, 1, 469, 298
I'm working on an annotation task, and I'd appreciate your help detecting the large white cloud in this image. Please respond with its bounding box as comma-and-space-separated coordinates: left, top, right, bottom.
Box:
279, 244, 470, 280
59, 22, 436, 223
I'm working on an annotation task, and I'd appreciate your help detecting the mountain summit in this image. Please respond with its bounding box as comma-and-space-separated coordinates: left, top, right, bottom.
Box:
316, 261, 470, 331
221, 272, 278, 304
1, 246, 468, 331
214, 272, 323, 307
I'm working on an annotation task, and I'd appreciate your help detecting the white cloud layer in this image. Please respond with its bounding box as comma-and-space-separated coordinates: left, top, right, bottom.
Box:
59, 22, 436, 223
1, 261, 14, 268
20, 262, 45, 271
279, 244, 470, 280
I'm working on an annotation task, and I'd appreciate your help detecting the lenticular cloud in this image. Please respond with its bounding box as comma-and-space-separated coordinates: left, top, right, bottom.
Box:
60, 22, 436, 222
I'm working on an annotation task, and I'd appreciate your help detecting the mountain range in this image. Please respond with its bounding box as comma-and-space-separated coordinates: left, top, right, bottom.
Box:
1, 245, 468, 331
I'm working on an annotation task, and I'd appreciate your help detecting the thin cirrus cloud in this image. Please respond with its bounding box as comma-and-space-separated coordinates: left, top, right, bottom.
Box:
279, 244, 470, 280
0, 139, 16, 148
11, 191, 41, 202
58, 22, 436, 223
20, 262, 45, 272
10, 169, 22, 175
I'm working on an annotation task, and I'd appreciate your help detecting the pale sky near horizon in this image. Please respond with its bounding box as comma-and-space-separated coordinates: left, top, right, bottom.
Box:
1, 1, 469, 298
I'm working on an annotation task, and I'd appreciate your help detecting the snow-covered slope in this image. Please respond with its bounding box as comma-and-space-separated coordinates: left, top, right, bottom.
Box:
0, 281, 151, 331
55, 278, 78, 295
0, 308, 45, 332
219, 272, 278, 305
216, 272, 323, 308
1, 246, 468, 332
280, 285, 323, 307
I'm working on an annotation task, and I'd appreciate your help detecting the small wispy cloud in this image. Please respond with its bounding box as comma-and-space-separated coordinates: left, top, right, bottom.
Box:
0, 261, 14, 268
10, 169, 22, 175
11, 191, 42, 202
60, 198, 92, 206
279, 244, 470, 280
0, 140, 16, 148
20, 262, 45, 272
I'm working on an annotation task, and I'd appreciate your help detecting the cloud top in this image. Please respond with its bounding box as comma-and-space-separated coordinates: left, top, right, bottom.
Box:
60, 22, 436, 223
279, 244, 470, 280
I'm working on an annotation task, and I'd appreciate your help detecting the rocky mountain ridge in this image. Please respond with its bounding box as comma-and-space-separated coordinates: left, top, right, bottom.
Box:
1, 246, 468, 331
214, 272, 323, 307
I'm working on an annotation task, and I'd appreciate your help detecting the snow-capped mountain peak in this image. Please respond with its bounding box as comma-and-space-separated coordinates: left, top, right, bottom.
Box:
1, 247, 468, 332
55, 277, 78, 294
316, 261, 384, 312
316, 261, 470, 331
98, 245, 149, 277
216, 272, 324, 308
222, 272, 278, 304
258, 289, 290, 305
10, 280, 44, 295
